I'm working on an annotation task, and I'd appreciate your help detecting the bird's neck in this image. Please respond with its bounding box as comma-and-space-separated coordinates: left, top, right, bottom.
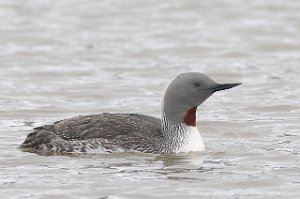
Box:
160, 106, 204, 153
183, 107, 197, 127
161, 101, 197, 128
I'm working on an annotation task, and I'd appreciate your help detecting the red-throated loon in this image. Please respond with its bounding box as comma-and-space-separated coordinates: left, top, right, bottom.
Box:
20, 72, 241, 154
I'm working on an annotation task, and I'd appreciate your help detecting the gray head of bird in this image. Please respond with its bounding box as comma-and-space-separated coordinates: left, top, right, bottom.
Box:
162, 72, 241, 126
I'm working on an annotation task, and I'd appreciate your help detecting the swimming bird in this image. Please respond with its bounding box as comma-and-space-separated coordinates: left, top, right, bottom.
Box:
20, 72, 240, 154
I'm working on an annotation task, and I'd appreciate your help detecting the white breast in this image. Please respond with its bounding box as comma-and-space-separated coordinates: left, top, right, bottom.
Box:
176, 126, 205, 153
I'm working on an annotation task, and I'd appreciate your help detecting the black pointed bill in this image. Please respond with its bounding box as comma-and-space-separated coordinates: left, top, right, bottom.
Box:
211, 83, 241, 93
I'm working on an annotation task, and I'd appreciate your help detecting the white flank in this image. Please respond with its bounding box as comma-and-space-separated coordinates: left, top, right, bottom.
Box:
176, 126, 205, 153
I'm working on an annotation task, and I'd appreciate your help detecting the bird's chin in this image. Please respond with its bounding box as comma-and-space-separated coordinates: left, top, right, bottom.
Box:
195, 95, 211, 106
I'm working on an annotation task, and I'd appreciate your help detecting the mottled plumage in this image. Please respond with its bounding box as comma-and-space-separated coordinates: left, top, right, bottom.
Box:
21, 113, 163, 153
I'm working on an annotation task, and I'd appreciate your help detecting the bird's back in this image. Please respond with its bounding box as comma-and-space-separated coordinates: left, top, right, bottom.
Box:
20, 113, 162, 153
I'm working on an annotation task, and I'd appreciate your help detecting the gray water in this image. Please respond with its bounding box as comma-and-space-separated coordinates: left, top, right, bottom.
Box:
1, 0, 300, 198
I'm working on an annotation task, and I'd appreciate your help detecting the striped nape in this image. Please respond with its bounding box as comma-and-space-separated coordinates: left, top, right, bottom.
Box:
160, 108, 204, 153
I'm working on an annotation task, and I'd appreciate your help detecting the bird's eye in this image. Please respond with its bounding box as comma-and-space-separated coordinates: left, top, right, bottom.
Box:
194, 82, 201, 87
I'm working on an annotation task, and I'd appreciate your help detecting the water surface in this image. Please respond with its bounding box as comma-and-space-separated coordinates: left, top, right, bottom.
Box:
0, 0, 299, 198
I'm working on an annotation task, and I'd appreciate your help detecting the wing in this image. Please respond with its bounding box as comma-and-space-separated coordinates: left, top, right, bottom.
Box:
52, 113, 161, 140
21, 113, 162, 152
